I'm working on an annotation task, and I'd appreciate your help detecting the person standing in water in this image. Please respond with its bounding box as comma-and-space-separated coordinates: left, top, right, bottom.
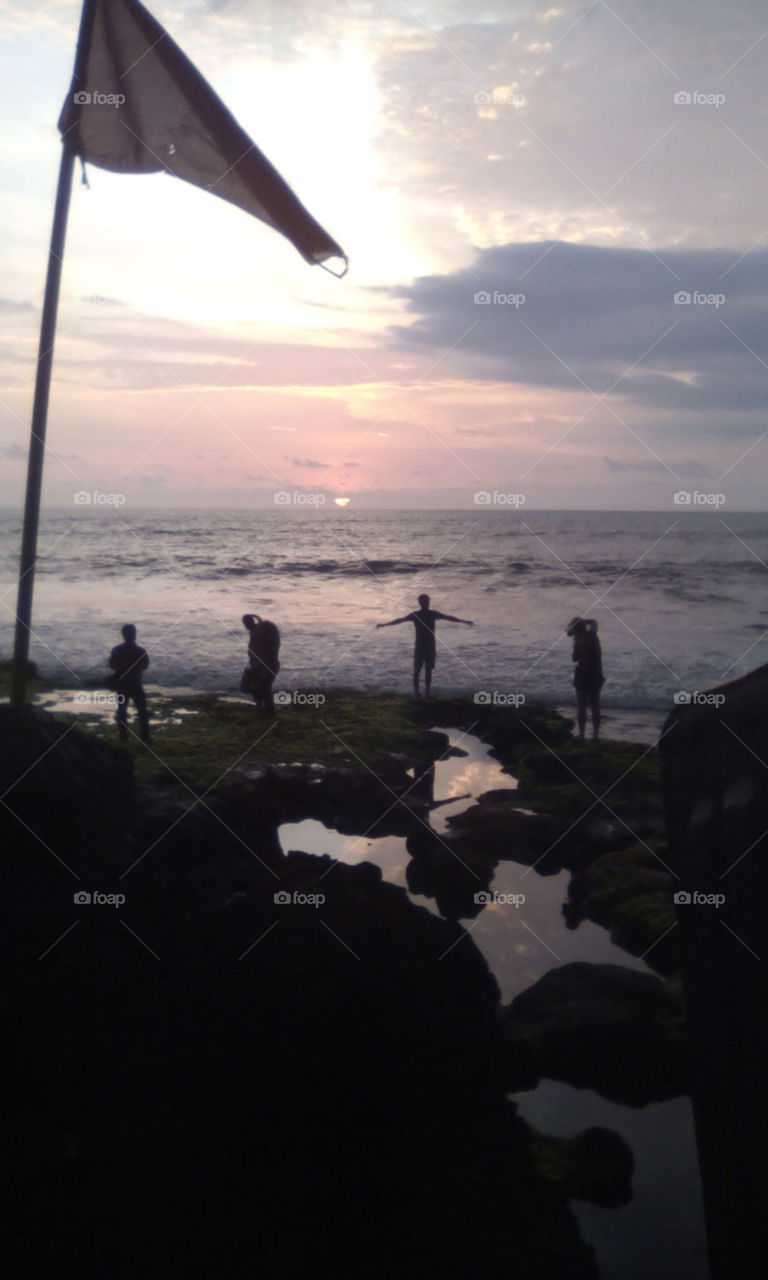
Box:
109, 623, 150, 742
567, 617, 604, 741
377, 594, 473, 698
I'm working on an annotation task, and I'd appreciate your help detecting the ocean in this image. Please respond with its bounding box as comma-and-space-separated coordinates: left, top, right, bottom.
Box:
2, 507, 767, 722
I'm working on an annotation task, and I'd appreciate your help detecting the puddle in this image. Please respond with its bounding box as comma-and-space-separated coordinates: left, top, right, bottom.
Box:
279, 728, 650, 1002
516, 1082, 708, 1280
34, 687, 201, 727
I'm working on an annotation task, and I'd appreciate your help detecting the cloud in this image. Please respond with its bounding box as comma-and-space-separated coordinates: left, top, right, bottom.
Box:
390, 241, 768, 415
284, 456, 330, 468
602, 456, 710, 476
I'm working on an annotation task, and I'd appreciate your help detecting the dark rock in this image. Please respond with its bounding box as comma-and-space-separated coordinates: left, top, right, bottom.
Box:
565, 845, 680, 976
531, 1125, 634, 1208
502, 962, 688, 1106
661, 665, 768, 1278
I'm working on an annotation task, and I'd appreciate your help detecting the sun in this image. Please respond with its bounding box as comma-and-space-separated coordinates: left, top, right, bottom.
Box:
334, 497, 351, 506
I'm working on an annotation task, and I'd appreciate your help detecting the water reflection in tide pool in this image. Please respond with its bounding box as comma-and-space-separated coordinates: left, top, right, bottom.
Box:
279, 729, 650, 1002
278, 729, 708, 1278
521, 1084, 708, 1280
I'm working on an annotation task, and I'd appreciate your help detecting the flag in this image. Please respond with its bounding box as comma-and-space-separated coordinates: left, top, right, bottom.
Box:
58, 0, 346, 270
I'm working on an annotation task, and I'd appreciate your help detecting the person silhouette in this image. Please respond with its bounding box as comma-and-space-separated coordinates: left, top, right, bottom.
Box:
377, 594, 473, 698
109, 623, 150, 742
241, 614, 281, 714
567, 617, 604, 741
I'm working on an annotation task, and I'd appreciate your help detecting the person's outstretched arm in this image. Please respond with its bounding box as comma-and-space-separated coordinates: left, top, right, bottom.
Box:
434, 612, 473, 625
377, 615, 411, 629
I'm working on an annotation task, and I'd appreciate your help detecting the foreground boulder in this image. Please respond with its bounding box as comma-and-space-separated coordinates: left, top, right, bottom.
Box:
502, 962, 688, 1107
661, 666, 768, 1280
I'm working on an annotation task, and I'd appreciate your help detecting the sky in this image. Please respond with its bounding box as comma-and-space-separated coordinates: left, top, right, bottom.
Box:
1, 0, 768, 509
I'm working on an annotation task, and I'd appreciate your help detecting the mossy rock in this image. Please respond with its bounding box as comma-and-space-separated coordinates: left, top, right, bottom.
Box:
62, 691, 452, 788
566, 844, 680, 975
530, 1126, 634, 1208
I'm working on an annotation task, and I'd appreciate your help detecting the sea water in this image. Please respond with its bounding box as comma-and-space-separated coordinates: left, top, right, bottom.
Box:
2, 507, 766, 716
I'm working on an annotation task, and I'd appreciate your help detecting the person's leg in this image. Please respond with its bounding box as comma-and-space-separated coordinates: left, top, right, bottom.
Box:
116, 690, 128, 741
413, 655, 424, 698
576, 689, 587, 739
424, 660, 434, 698
134, 686, 150, 741
590, 690, 601, 740
263, 678, 275, 716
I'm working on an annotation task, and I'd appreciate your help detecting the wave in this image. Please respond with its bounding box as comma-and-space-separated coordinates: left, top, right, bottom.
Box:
190, 558, 494, 579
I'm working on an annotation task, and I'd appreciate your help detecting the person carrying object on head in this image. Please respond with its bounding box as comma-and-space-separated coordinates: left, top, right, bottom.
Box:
241, 613, 281, 715
567, 617, 604, 741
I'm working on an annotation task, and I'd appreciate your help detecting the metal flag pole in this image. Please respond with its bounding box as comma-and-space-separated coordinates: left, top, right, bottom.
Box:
10, 0, 96, 707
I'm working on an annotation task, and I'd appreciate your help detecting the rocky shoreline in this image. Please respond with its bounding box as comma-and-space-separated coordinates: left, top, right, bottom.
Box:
6, 685, 688, 1278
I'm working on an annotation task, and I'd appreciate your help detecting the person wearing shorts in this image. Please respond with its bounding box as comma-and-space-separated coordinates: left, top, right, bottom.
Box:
377, 594, 473, 698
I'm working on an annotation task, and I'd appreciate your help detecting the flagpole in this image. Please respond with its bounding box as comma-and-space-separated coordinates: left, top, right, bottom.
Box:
10, 0, 96, 708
